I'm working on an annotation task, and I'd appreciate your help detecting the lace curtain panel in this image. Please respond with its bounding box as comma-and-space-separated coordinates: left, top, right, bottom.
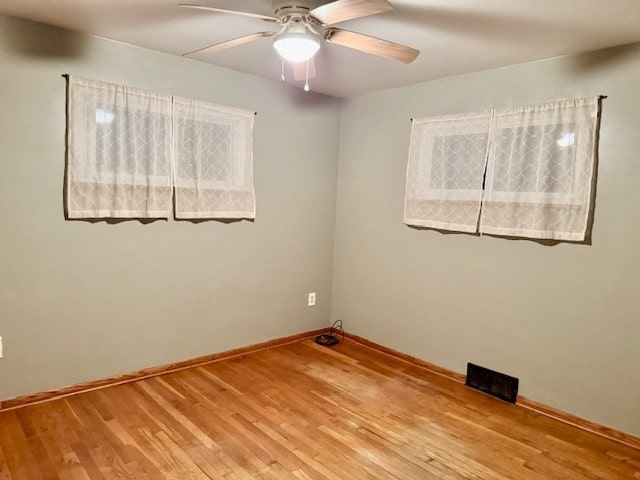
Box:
404, 97, 600, 241
66, 77, 256, 219
481, 98, 599, 241
404, 111, 492, 232
173, 98, 256, 219
67, 76, 173, 218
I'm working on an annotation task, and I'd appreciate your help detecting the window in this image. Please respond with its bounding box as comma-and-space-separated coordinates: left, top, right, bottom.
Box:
404, 111, 492, 232
481, 99, 598, 240
67, 77, 171, 218
173, 98, 255, 219
66, 77, 256, 220
404, 97, 600, 241
92, 106, 170, 187
67, 76, 173, 218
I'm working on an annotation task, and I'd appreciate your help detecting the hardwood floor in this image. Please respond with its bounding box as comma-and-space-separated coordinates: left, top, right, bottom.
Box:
1, 338, 639, 479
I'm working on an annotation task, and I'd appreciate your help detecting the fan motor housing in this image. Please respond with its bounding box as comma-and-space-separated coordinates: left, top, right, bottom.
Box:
272, 1, 325, 20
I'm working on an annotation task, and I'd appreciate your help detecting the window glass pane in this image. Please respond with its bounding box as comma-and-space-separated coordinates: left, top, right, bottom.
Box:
173, 98, 255, 219
493, 124, 575, 193
431, 133, 489, 190
67, 76, 172, 218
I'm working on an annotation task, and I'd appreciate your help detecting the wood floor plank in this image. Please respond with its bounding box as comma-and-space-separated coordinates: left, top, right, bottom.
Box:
1, 338, 639, 479
0, 440, 11, 480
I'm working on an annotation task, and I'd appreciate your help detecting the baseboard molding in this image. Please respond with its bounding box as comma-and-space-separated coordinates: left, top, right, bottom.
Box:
341, 331, 466, 383
341, 331, 640, 451
0, 328, 329, 412
516, 396, 640, 451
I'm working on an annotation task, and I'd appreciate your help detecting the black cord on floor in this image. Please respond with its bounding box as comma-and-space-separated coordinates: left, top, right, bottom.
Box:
315, 319, 344, 347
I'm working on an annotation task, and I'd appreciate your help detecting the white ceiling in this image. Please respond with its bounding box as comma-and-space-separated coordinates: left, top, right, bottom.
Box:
1, 0, 640, 97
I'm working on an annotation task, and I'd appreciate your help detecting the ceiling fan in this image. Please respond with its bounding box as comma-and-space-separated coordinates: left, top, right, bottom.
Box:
179, 0, 419, 90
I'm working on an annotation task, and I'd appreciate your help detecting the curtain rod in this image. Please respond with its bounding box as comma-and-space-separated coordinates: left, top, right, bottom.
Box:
410, 95, 608, 122
61, 74, 258, 115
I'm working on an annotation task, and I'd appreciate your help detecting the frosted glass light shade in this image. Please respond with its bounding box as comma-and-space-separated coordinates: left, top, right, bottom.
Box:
273, 35, 320, 63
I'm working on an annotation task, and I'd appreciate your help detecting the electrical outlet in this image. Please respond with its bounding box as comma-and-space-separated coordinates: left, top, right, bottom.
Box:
308, 292, 316, 307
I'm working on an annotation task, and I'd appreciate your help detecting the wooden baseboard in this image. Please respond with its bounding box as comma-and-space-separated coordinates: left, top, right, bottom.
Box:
341, 331, 466, 383
0, 328, 329, 412
341, 331, 640, 451
516, 396, 640, 451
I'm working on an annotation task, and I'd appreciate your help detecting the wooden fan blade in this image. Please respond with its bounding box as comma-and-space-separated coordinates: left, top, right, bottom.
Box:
325, 29, 419, 63
310, 0, 393, 26
178, 4, 277, 22
183, 32, 275, 58
292, 58, 317, 82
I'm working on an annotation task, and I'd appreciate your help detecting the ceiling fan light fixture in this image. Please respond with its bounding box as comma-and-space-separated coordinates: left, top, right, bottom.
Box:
273, 27, 320, 63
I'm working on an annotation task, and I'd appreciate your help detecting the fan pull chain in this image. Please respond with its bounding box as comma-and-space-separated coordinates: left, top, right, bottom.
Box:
304, 59, 310, 92
281, 58, 285, 82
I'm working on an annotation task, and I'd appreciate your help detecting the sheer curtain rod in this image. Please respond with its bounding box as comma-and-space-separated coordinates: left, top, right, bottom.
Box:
409, 95, 607, 121
61, 74, 258, 116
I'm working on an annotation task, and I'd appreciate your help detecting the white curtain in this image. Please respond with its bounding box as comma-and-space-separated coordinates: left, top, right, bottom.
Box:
66, 76, 173, 218
173, 97, 256, 219
404, 111, 492, 232
404, 97, 600, 241
480, 97, 599, 241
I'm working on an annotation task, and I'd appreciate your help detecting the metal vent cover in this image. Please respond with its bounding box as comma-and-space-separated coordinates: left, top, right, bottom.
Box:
465, 363, 519, 403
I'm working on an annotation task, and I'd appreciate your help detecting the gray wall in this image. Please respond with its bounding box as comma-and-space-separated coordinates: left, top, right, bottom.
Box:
1, 11, 639, 440
332, 43, 640, 436
0, 14, 341, 400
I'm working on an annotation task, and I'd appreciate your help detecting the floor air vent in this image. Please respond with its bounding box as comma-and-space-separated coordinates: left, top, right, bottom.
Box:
465, 363, 519, 403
